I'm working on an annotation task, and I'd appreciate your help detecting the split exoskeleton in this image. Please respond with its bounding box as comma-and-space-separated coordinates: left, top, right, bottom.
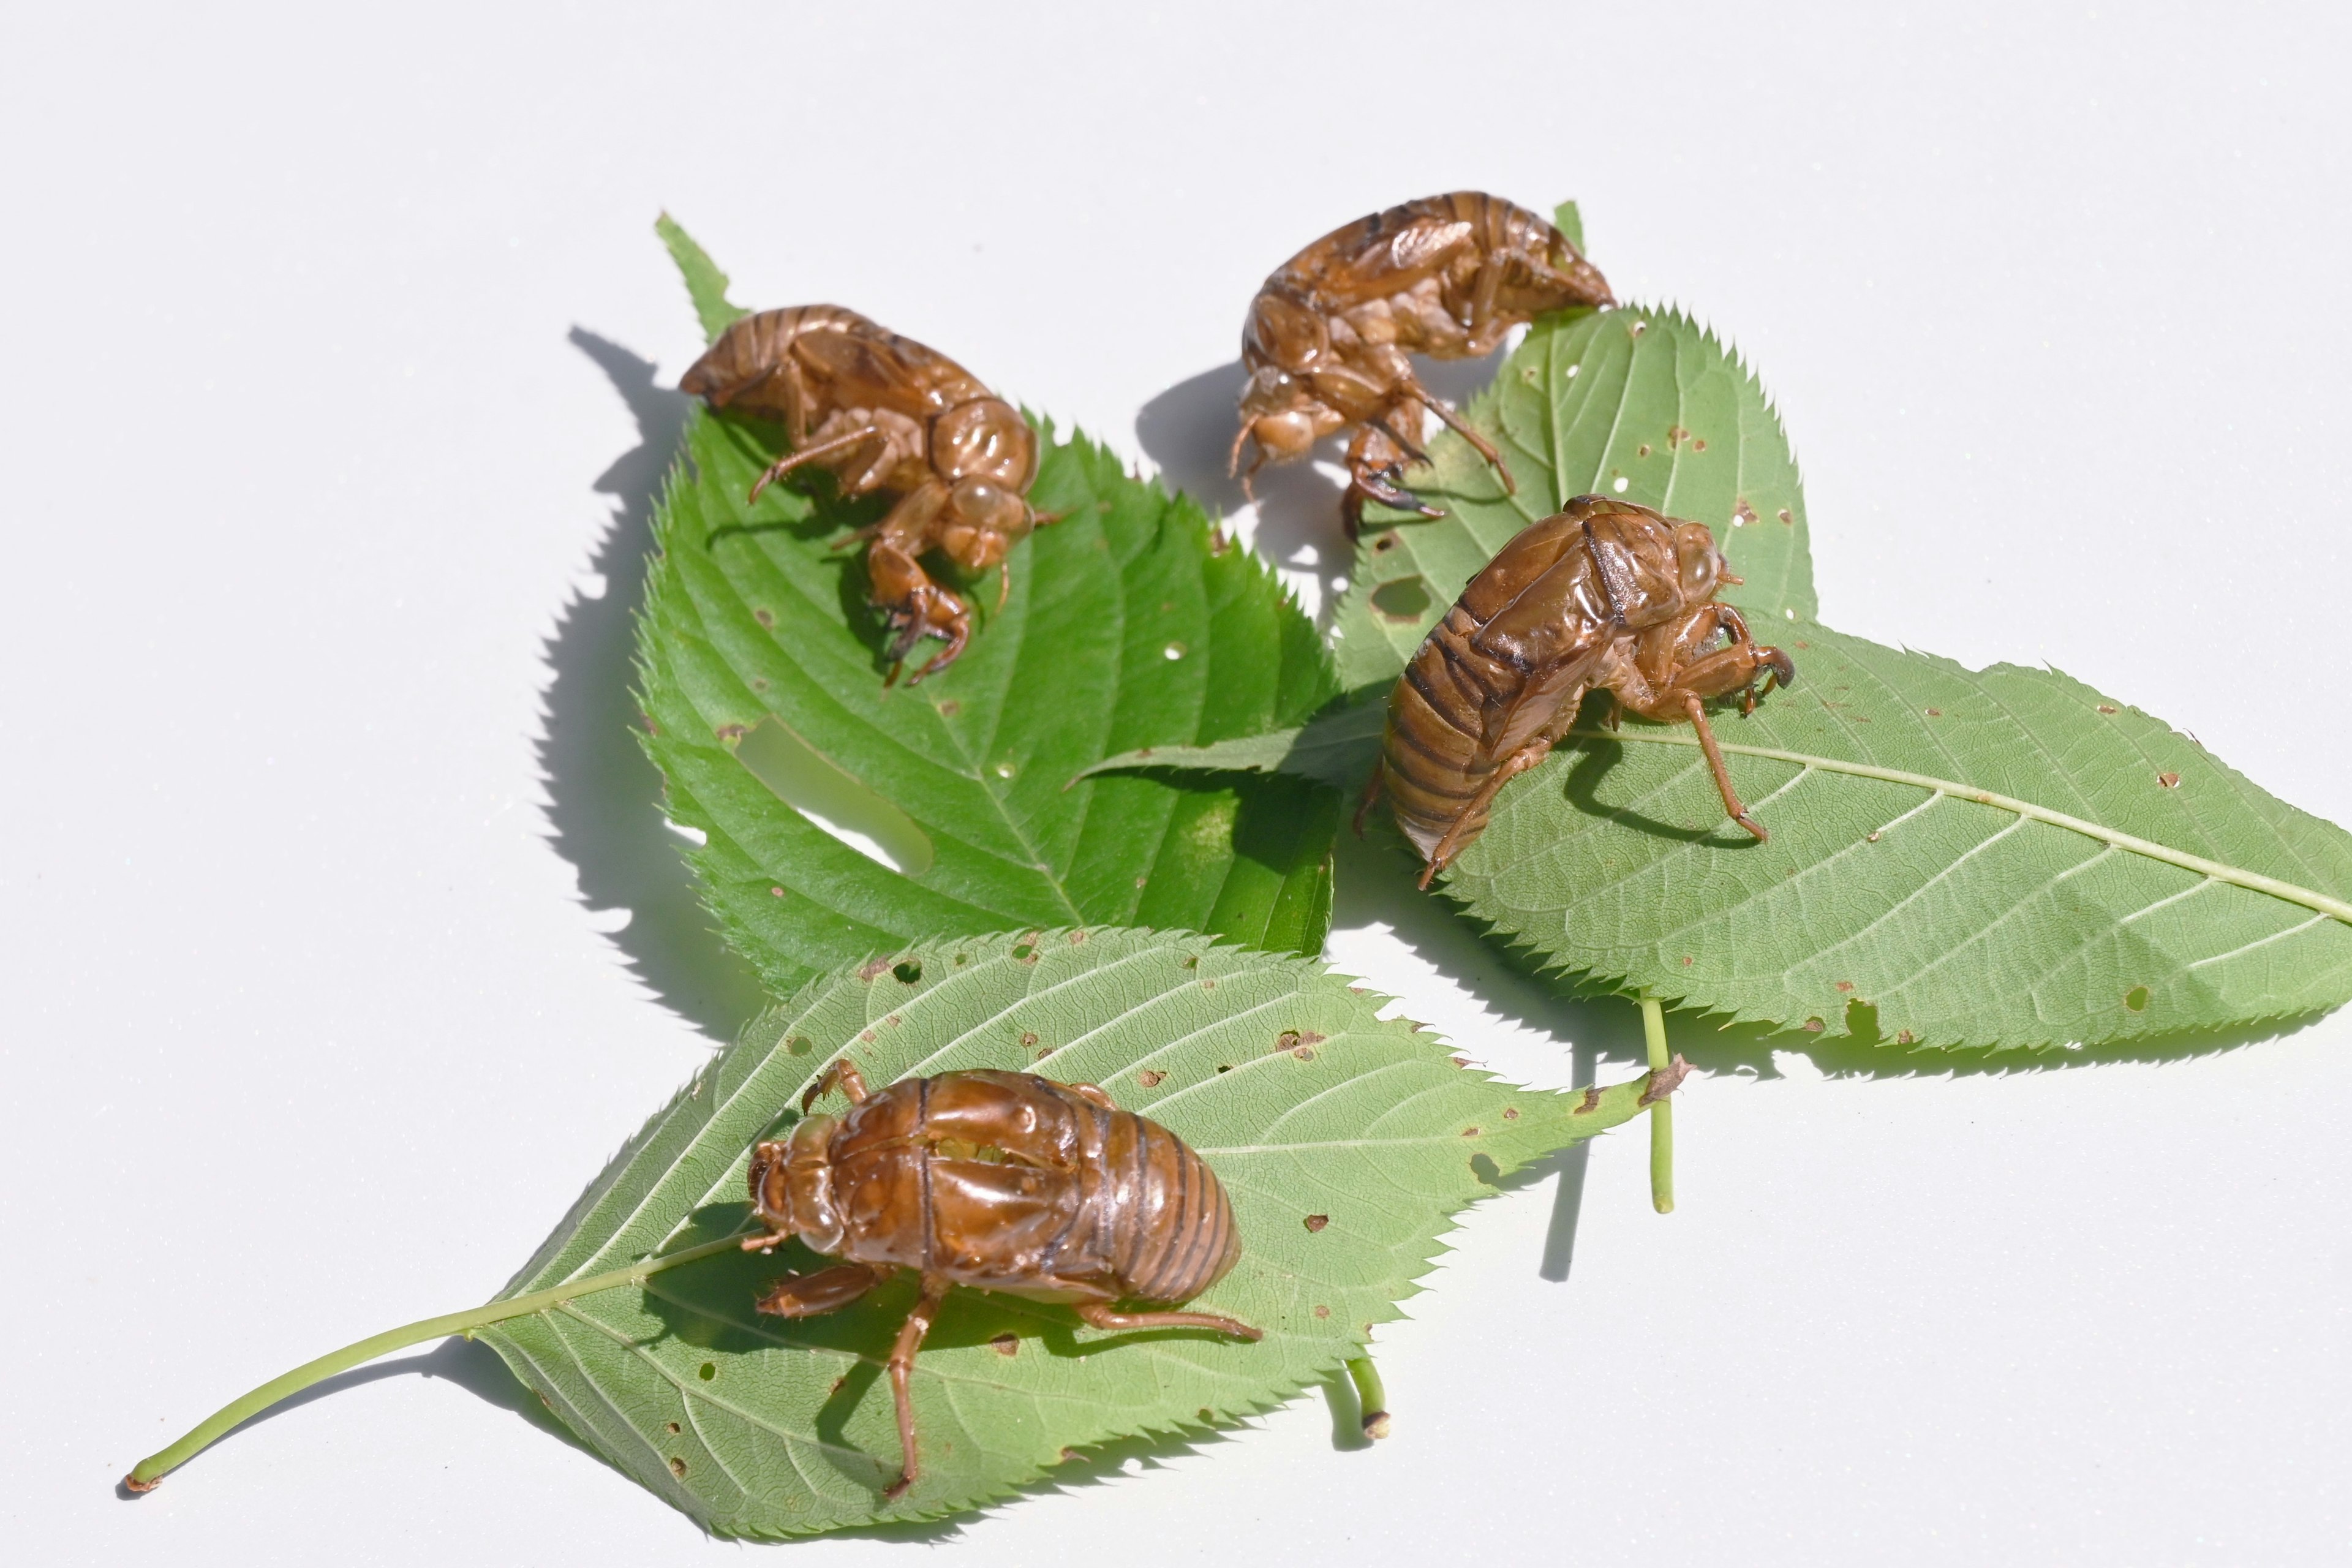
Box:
1366, 496, 1797, 887
742, 1059, 1260, 1499
681, 306, 1048, 682
1231, 192, 1615, 534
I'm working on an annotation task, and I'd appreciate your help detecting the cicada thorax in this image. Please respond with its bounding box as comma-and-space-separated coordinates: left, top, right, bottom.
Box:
1379, 498, 1707, 864
803, 1071, 1238, 1306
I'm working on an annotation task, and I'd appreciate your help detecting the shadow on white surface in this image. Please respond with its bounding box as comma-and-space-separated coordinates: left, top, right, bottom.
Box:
538, 328, 769, 1042
1134, 349, 1513, 631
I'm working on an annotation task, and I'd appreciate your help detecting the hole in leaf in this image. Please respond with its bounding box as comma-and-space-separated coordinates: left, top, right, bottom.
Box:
669, 1457, 687, 1478
2125, 986, 2150, 1012
733, 715, 934, 877
698, 1362, 716, 1382
1844, 997, 1881, 1046
1370, 576, 1433, 622
1163, 641, 1187, 660
892, 960, 922, 984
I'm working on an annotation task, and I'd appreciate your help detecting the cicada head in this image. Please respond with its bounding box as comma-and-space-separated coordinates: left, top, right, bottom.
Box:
745, 1113, 846, 1254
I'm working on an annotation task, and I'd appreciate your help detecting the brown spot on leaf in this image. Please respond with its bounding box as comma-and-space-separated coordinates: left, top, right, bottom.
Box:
1303, 1213, 1330, 1233
1924, 709, 1941, 717
753, 608, 774, 627
1691, 437, 1706, 452
669, 1457, 687, 1479
666, 1422, 680, 1434
1670, 424, 1692, 450
1373, 533, 1400, 553
1682, 954, 1695, 965
1896, 1030, 1916, 1045
1067, 929, 1088, 945
770, 886, 785, 897
2097, 704, 2117, 715
938, 699, 961, 717
1502, 1106, 1519, 1120
1777, 508, 1793, 524
1637, 443, 1651, 458
1460, 1126, 1480, 1137
2157, 772, 2180, 788
1451, 1055, 1471, 1068
1866, 831, 1881, 843
1574, 1086, 1603, 1115
1835, 981, 1854, 992
1019, 1031, 1038, 1047
1802, 1017, 1825, 1032
1137, 1069, 1165, 1088
858, 958, 891, 982
1314, 1304, 1332, 1318
991, 1334, 1019, 1357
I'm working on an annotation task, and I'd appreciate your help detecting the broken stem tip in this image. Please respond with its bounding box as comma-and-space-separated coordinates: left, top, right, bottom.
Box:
1345, 1355, 1390, 1440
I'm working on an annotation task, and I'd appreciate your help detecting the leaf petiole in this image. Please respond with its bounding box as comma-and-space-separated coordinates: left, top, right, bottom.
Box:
121, 1233, 748, 1493
1640, 995, 1675, 1214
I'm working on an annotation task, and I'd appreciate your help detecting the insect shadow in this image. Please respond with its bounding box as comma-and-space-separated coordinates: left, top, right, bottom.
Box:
627, 1205, 1277, 1514
1134, 349, 1504, 629
1557, 734, 1770, 847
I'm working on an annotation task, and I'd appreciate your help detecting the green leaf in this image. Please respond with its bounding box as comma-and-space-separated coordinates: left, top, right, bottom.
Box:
1442, 620, 2352, 1049
1550, 199, 1585, 255
1072, 697, 1384, 794
636, 404, 1342, 993
655, 212, 750, 342
477, 929, 1665, 1536
1331, 304, 1817, 691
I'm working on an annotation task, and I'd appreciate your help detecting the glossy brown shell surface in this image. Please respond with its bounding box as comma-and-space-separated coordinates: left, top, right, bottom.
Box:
789, 1070, 1240, 1306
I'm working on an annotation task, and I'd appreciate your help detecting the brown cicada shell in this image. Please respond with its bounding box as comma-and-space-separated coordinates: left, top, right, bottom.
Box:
680, 306, 1049, 683
1231, 192, 1615, 535
741, 1059, 1259, 1499
1365, 496, 1796, 886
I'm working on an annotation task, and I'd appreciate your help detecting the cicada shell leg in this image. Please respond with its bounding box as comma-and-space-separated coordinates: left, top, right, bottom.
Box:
883, 1273, 954, 1501
1679, 693, 1768, 843
802, 1057, 870, 1112
753, 1261, 891, 1317
747, 424, 884, 505
1419, 739, 1555, 888
1074, 1302, 1263, 1341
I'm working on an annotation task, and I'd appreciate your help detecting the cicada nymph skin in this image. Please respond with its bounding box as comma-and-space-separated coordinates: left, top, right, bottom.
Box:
741, 1060, 1259, 1499
1231, 191, 1615, 535
1364, 496, 1797, 886
680, 306, 1047, 683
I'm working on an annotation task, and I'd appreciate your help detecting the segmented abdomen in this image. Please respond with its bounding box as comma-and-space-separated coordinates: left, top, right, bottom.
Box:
677, 304, 873, 405
1381, 604, 1531, 862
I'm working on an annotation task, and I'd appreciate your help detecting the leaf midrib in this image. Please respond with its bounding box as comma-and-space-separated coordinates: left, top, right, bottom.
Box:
1544, 726, 2352, 924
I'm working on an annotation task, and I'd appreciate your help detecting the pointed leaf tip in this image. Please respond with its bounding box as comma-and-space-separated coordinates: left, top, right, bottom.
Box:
654, 213, 750, 344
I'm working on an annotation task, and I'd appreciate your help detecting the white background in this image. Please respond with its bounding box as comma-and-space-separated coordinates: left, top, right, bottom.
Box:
5, 2, 2350, 1562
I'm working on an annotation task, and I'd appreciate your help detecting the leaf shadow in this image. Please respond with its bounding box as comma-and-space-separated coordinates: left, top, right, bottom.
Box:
539, 328, 770, 1042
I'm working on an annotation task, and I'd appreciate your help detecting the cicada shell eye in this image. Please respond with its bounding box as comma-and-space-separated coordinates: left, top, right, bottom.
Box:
1251, 408, 1320, 461
747, 1140, 794, 1229
1673, 523, 1725, 601
947, 476, 1028, 560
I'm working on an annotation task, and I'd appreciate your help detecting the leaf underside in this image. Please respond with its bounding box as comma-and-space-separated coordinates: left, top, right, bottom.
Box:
1332, 303, 1817, 693
635, 225, 1344, 992
479, 929, 1654, 1536
1448, 624, 2352, 1049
